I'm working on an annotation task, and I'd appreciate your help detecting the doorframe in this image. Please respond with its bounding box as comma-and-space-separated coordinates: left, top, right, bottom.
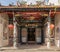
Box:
18, 26, 45, 44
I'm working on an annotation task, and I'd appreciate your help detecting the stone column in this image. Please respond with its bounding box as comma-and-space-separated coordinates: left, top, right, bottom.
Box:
46, 15, 51, 48
13, 12, 17, 48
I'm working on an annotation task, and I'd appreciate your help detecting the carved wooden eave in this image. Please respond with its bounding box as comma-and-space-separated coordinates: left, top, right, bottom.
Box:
0, 6, 60, 18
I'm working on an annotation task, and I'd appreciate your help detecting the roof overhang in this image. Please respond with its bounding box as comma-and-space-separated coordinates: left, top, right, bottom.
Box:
0, 6, 60, 18
0, 6, 60, 12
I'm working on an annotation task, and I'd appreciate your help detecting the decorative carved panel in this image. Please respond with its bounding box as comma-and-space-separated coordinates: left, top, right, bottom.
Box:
21, 28, 27, 42
35, 28, 41, 43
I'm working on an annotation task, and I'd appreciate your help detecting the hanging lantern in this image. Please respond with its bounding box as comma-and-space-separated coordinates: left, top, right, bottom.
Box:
8, 24, 14, 29
50, 24, 54, 29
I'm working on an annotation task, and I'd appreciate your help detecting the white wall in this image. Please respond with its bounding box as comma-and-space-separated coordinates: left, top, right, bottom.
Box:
0, 23, 3, 47
0, 13, 9, 47
55, 13, 60, 46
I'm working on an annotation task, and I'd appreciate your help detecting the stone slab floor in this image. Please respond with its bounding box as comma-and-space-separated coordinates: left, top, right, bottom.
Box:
0, 44, 60, 52
0, 49, 60, 52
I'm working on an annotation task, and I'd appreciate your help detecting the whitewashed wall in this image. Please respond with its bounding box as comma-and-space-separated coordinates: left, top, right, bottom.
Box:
0, 13, 9, 47
55, 13, 60, 46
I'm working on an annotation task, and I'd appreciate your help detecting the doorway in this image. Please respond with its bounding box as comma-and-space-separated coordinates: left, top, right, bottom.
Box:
18, 27, 45, 44
27, 28, 35, 42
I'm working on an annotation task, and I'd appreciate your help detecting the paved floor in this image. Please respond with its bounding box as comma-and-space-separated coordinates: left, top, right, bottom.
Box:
0, 45, 60, 52
0, 50, 60, 52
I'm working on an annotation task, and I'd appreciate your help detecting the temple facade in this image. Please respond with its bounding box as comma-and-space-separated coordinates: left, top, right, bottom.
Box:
0, 6, 60, 48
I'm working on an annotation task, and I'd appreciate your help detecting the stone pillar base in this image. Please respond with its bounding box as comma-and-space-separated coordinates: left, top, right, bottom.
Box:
47, 42, 50, 48
56, 40, 60, 48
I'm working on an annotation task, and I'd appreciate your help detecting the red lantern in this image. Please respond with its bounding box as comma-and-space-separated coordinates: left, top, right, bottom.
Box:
50, 24, 54, 29
8, 24, 14, 29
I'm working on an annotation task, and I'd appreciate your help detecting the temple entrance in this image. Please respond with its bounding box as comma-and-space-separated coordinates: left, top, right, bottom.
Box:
17, 26, 44, 44
28, 28, 35, 42
16, 12, 50, 45
0, 5, 56, 47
